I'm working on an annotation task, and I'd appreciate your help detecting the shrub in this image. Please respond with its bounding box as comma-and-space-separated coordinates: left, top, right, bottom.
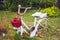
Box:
40, 6, 60, 17
6, 0, 56, 11
8, 3, 18, 11
6, 0, 18, 11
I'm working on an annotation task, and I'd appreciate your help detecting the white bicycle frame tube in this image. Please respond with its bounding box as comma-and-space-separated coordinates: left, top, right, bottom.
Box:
17, 26, 28, 36
30, 17, 46, 37
34, 17, 37, 27
22, 18, 30, 30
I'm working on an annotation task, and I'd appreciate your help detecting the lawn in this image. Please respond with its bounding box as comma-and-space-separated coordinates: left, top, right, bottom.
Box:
0, 10, 60, 40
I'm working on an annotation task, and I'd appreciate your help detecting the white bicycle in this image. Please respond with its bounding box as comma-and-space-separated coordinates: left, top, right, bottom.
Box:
11, 5, 48, 37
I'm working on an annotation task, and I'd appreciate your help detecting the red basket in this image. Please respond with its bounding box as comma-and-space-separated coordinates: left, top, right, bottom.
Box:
10, 18, 22, 28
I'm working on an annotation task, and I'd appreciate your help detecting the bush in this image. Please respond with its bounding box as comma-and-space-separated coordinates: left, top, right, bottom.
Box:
39, 0, 55, 8
6, 0, 18, 11
40, 6, 60, 17
31, 0, 55, 8
6, 0, 56, 11
8, 3, 18, 11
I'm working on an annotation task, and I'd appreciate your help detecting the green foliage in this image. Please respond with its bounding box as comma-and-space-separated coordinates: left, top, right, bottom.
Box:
6, 0, 18, 11
40, 0, 55, 8
18, 0, 32, 7
6, 0, 56, 11
14, 33, 21, 40
40, 6, 60, 17
31, 0, 55, 8
8, 3, 17, 11
14, 33, 40, 40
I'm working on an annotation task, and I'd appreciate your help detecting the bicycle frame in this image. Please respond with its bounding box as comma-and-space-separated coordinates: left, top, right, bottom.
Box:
13, 5, 48, 37
30, 12, 48, 37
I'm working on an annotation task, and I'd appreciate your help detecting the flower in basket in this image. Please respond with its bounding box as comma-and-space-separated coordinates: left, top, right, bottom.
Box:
10, 18, 22, 28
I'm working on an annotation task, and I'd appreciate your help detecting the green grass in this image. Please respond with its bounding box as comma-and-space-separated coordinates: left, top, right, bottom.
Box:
0, 10, 60, 40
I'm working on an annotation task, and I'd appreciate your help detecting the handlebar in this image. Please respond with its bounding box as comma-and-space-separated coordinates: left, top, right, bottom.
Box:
18, 5, 31, 9
18, 5, 32, 16
19, 7, 31, 9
